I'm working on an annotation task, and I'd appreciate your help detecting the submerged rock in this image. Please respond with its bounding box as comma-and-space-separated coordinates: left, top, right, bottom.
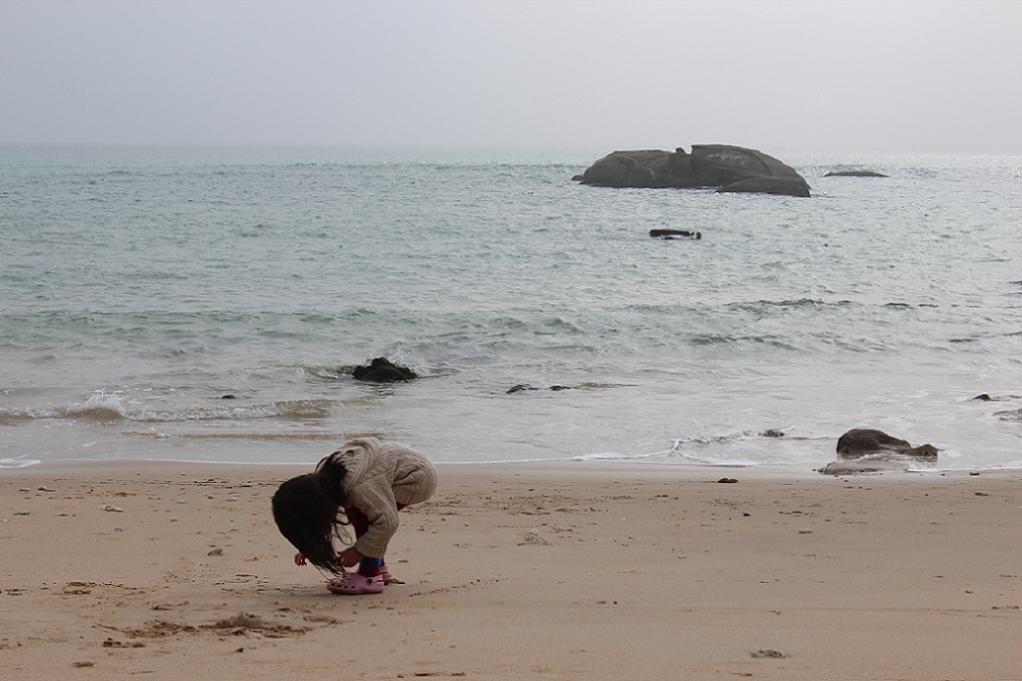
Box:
818, 459, 899, 476
973, 393, 1020, 402
824, 170, 888, 178
352, 357, 417, 383
577, 144, 810, 197
507, 384, 575, 394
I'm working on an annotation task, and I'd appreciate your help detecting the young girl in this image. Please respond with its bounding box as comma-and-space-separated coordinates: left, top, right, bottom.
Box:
271, 436, 438, 595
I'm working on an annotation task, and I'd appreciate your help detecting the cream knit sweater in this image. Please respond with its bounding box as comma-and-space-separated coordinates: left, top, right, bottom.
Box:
328, 437, 438, 559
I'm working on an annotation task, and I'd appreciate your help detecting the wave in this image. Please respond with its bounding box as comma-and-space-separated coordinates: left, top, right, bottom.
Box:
126, 431, 339, 441
0, 392, 129, 424
0, 393, 339, 424
725, 298, 845, 311
0, 308, 380, 331
571, 451, 757, 467
913, 461, 1022, 473
0, 457, 42, 469
951, 330, 1022, 345
664, 434, 759, 466
565, 430, 834, 468
3, 299, 996, 362
688, 333, 797, 349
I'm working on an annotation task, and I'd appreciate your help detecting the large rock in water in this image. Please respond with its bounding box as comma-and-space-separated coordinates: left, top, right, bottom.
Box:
352, 357, 417, 383
577, 144, 810, 197
818, 428, 939, 475
836, 428, 938, 462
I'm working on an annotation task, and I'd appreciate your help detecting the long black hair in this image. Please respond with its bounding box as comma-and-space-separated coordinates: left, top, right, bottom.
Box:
271, 453, 350, 574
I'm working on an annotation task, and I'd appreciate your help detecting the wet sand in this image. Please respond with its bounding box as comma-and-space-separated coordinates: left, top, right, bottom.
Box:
1, 461, 1020, 680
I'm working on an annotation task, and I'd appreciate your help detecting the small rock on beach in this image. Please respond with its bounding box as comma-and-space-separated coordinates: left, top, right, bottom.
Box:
751, 649, 787, 658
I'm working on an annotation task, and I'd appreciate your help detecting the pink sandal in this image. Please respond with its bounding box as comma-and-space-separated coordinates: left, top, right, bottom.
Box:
326, 572, 383, 595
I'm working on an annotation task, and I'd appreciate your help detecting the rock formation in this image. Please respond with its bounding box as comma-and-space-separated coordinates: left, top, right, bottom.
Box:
835, 428, 938, 462
576, 144, 810, 197
352, 357, 417, 383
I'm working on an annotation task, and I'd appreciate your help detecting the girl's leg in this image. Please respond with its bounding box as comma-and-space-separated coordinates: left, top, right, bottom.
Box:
344, 506, 370, 537
344, 507, 382, 578
358, 556, 382, 578
378, 503, 406, 583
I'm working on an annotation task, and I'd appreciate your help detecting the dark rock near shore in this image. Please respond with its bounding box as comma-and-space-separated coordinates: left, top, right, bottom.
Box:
352, 357, 417, 383
818, 428, 939, 476
650, 229, 701, 239
972, 393, 1020, 402
577, 144, 810, 197
836, 428, 938, 462
824, 170, 888, 178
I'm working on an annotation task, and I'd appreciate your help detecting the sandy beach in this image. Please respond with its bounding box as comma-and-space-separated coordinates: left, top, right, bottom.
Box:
1, 461, 1019, 681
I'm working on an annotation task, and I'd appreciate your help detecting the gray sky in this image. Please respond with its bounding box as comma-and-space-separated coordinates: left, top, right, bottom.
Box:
2, 0, 1021, 152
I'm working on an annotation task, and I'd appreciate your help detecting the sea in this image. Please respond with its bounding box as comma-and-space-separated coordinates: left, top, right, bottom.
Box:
1, 146, 1020, 474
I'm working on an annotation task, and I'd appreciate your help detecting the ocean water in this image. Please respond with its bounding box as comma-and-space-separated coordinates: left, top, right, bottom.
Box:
1, 146, 1020, 473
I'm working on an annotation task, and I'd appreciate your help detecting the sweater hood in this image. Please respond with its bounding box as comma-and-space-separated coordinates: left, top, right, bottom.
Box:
330, 437, 382, 491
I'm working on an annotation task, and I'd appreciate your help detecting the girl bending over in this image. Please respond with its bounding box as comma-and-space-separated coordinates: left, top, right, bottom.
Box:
271, 437, 437, 595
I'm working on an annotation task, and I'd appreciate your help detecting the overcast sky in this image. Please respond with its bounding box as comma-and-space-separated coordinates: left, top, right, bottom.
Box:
2, 0, 1021, 152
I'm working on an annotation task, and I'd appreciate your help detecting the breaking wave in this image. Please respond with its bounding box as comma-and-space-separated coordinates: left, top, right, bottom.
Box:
0, 457, 42, 469
0, 393, 339, 424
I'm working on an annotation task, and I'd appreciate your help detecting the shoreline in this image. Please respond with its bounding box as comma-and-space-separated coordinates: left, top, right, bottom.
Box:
2, 459, 1020, 680
4, 454, 1021, 481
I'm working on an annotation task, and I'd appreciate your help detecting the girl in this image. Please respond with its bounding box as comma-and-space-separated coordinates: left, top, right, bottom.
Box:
271, 436, 438, 595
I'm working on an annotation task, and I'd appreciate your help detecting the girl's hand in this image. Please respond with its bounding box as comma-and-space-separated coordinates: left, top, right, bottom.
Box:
338, 546, 363, 568
294, 552, 307, 566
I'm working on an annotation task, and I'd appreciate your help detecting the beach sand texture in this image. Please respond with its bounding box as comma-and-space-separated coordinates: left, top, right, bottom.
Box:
1, 462, 1020, 680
